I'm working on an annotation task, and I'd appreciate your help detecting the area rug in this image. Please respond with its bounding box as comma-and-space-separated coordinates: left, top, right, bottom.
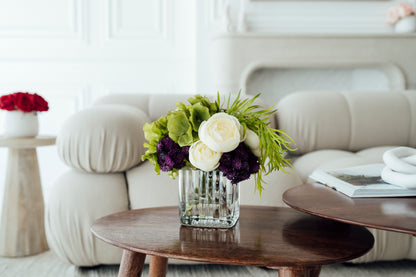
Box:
1, 251, 416, 277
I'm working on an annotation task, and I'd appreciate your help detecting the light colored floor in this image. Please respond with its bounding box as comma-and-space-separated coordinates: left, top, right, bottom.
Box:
1, 251, 416, 277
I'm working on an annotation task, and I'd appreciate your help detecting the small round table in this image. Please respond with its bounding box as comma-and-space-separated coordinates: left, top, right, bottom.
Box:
0, 136, 56, 257
91, 206, 374, 277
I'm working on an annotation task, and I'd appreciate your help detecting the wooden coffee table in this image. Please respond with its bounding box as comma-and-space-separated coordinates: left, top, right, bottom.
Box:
283, 183, 416, 236
91, 206, 374, 277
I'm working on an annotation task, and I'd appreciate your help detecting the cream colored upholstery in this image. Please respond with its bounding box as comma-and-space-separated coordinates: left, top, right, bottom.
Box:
45, 170, 127, 265
46, 91, 416, 266
57, 104, 149, 173
278, 91, 416, 154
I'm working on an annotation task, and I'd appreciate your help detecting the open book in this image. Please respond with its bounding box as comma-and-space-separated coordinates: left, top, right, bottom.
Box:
309, 164, 416, 198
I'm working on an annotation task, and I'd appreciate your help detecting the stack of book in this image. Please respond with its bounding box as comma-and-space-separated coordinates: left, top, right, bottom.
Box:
309, 164, 416, 198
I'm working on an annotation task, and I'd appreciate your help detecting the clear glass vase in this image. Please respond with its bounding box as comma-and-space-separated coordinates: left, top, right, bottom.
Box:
178, 167, 240, 228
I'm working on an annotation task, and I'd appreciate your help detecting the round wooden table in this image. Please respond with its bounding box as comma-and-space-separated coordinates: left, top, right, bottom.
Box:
283, 183, 416, 236
91, 206, 374, 277
0, 136, 56, 257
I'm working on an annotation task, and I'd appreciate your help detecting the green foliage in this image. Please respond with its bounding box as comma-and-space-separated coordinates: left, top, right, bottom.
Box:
171, 95, 219, 144
167, 110, 193, 147
188, 95, 219, 115
141, 116, 169, 174
217, 91, 295, 195
142, 95, 220, 174
189, 103, 210, 132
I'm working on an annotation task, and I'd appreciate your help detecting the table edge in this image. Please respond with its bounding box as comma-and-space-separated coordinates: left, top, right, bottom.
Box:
283, 184, 416, 236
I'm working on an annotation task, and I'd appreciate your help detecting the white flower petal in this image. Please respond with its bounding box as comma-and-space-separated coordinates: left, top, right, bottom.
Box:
244, 129, 260, 150
199, 112, 241, 153
252, 148, 261, 158
189, 140, 221, 172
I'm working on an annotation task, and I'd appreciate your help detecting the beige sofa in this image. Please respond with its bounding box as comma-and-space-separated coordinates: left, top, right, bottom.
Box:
45, 91, 416, 266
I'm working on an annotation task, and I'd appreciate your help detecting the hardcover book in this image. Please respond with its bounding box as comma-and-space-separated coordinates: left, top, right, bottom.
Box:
309, 164, 416, 198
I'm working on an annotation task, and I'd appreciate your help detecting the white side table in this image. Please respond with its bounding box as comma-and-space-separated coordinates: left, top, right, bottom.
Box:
0, 136, 56, 257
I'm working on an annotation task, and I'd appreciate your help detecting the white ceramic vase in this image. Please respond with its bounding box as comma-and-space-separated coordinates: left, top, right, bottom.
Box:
395, 16, 416, 33
2, 110, 39, 138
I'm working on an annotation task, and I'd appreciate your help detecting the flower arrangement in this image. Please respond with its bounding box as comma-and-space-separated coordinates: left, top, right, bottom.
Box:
0, 92, 49, 113
141, 92, 294, 195
387, 2, 415, 26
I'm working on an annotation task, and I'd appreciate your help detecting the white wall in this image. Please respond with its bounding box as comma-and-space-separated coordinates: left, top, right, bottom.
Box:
0, 0, 410, 200
0, 0, 196, 199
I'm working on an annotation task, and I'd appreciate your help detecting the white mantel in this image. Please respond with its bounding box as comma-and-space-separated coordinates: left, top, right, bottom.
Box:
211, 33, 416, 99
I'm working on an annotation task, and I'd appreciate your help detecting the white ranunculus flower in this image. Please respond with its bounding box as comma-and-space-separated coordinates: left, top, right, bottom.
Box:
189, 140, 222, 172
244, 129, 261, 157
199, 112, 241, 153
244, 129, 259, 150
252, 148, 261, 158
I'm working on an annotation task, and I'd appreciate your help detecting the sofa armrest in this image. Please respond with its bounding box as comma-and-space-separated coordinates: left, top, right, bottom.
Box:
57, 104, 150, 173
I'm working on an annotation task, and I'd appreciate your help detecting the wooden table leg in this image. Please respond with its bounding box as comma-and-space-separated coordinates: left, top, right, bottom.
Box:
118, 250, 146, 277
0, 148, 48, 257
149, 256, 168, 277
275, 265, 321, 277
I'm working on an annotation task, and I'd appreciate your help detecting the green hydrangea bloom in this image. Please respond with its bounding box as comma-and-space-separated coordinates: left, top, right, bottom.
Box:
189, 102, 210, 132
167, 110, 193, 146
141, 116, 168, 174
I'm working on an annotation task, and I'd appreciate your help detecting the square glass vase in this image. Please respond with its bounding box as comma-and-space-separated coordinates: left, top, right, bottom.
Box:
178, 167, 240, 228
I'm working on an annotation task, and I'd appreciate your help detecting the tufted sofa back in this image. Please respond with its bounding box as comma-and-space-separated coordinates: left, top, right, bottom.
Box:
94, 94, 192, 122
277, 91, 416, 155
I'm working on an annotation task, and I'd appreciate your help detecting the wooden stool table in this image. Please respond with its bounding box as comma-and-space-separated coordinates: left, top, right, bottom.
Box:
0, 136, 56, 257
91, 206, 374, 277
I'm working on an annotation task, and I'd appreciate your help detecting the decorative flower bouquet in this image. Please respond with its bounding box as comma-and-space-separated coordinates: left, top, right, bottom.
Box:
0, 92, 49, 138
387, 2, 415, 26
142, 92, 293, 195
142, 92, 294, 227
0, 92, 49, 112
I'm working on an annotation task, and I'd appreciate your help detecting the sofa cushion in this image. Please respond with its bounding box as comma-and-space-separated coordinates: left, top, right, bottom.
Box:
45, 170, 128, 266
57, 104, 149, 173
277, 91, 416, 155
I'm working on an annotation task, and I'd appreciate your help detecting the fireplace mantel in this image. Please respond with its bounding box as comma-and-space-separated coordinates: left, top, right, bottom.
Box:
211, 33, 416, 95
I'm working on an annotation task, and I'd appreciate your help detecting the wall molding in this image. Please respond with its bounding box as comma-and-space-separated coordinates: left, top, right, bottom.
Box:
105, 0, 171, 41
0, 0, 87, 41
233, 1, 393, 33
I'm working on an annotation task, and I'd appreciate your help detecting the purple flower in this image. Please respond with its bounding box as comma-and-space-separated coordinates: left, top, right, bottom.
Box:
157, 137, 189, 171
219, 143, 260, 184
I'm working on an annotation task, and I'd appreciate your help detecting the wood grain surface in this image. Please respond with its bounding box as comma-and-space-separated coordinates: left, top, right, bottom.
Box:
0, 136, 56, 148
0, 148, 48, 256
0, 136, 55, 257
91, 206, 374, 271
283, 183, 416, 236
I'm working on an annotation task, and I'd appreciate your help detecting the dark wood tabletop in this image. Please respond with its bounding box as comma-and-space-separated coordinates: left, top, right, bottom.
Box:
91, 206, 374, 277
283, 183, 416, 236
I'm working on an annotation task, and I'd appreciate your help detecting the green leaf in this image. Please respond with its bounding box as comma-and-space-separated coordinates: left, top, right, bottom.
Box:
189, 102, 210, 132
167, 110, 193, 146
217, 90, 296, 196
188, 94, 219, 115
175, 101, 188, 112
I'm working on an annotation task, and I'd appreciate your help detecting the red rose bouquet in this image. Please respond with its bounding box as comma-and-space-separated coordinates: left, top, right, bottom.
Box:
0, 92, 49, 113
